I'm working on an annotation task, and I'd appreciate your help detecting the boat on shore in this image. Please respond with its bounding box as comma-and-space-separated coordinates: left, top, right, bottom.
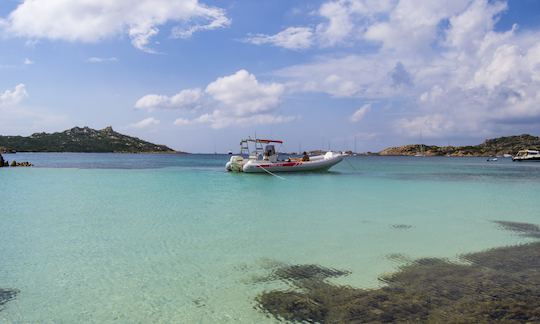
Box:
512, 150, 540, 162
225, 138, 344, 173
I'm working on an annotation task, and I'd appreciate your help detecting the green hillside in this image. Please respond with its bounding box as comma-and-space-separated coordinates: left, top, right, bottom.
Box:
0, 126, 176, 153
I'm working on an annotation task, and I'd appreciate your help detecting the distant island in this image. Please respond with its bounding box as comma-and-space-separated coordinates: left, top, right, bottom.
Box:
379, 134, 540, 157
0, 126, 177, 153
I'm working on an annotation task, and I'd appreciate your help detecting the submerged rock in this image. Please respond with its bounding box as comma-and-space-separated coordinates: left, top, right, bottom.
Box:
493, 220, 540, 238
391, 224, 412, 230
0, 288, 19, 310
256, 221, 540, 323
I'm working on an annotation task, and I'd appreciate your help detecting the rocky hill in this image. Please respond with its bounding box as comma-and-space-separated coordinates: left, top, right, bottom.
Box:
0, 126, 176, 153
379, 134, 540, 156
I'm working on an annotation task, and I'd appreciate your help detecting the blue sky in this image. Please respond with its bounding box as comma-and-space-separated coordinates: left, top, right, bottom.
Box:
1, 0, 540, 153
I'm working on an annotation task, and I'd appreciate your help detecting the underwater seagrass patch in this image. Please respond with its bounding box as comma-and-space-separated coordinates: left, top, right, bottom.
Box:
0, 288, 19, 311
255, 221, 540, 323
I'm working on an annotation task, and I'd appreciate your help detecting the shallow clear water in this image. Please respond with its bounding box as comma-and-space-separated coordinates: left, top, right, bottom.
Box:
1, 153, 539, 322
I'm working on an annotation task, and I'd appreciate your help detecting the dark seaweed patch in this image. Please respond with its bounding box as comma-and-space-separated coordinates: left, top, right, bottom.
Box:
256, 223, 540, 323
493, 220, 540, 238
385, 253, 411, 264
0, 288, 19, 310
391, 224, 412, 230
273, 264, 350, 282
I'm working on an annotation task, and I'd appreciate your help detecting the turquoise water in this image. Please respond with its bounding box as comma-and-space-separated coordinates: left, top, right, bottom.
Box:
1, 154, 539, 322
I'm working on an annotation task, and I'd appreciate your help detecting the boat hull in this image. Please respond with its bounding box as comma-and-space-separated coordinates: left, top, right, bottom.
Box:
513, 156, 540, 162
226, 153, 344, 173
242, 154, 343, 173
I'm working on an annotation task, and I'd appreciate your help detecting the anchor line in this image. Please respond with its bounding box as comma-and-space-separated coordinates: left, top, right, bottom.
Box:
257, 165, 287, 180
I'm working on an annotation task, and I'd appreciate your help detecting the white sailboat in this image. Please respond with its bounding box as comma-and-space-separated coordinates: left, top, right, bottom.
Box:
414, 132, 426, 157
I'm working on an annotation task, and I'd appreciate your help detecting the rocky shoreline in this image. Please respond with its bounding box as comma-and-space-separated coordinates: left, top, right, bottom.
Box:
0, 153, 33, 167
378, 134, 540, 157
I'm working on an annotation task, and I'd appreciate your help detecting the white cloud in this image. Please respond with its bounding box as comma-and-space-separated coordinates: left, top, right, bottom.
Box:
245, 27, 314, 50
205, 69, 285, 116
1, 0, 230, 52
130, 117, 160, 129
0, 84, 28, 107
173, 118, 191, 126
445, 0, 507, 52
87, 57, 118, 63
23, 58, 34, 65
135, 88, 203, 111
171, 6, 231, 39
316, 0, 356, 47
275, 54, 396, 98
272, 0, 540, 139
350, 104, 371, 122
173, 111, 296, 129
141, 70, 292, 129
0, 84, 69, 134
246, 0, 397, 50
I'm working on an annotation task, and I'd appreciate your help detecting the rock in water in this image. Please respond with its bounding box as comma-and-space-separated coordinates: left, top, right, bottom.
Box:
0, 288, 19, 310
7, 160, 33, 167
0, 153, 4, 167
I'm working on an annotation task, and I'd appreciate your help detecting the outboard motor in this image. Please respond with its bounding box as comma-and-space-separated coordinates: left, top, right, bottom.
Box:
226, 155, 244, 172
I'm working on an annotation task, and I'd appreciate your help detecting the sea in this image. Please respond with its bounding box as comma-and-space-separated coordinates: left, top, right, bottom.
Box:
1, 153, 539, 322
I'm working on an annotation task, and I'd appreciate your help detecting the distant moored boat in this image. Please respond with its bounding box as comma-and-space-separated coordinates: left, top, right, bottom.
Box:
512, 150, 540, 162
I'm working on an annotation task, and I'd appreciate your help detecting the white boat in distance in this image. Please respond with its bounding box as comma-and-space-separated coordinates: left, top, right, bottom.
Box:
226, 138, 344, 173
512, 149, 540, 162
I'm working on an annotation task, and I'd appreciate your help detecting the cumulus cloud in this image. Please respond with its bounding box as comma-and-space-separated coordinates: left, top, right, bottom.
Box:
350, 104, 371, 122
140, 70, 292, 129
205, 69, 285, 116
23, 58, 34, 65
130, 117, 160, 129
1, 0, 230, 52
0, 84, 28, 107
247, 0, 396, 50
135, 88, 203, 111
273, 0, 540, 139
244, 27, 314, 50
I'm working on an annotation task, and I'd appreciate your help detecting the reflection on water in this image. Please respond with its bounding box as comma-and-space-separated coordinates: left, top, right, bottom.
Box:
256, 221, 540, 323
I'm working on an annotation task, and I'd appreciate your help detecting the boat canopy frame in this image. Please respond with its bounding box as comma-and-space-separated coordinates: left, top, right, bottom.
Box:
239, 138, 283, 159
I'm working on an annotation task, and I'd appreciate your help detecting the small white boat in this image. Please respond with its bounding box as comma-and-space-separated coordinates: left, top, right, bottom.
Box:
512, 150, 540, 162
226, 138, 344, 173
503, 154, 512, 158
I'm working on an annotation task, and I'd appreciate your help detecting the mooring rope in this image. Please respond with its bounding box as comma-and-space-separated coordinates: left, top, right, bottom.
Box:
258, 165, 287, 180
344, 156, 359, 171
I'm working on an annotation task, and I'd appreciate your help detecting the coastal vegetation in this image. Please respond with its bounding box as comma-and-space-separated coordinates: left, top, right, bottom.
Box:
0, 126, 176, 153
378, 134, 540, 156
256, 221, 540, 323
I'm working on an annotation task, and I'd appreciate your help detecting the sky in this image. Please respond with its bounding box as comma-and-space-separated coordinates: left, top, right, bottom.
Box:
1, 0, 540, 153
